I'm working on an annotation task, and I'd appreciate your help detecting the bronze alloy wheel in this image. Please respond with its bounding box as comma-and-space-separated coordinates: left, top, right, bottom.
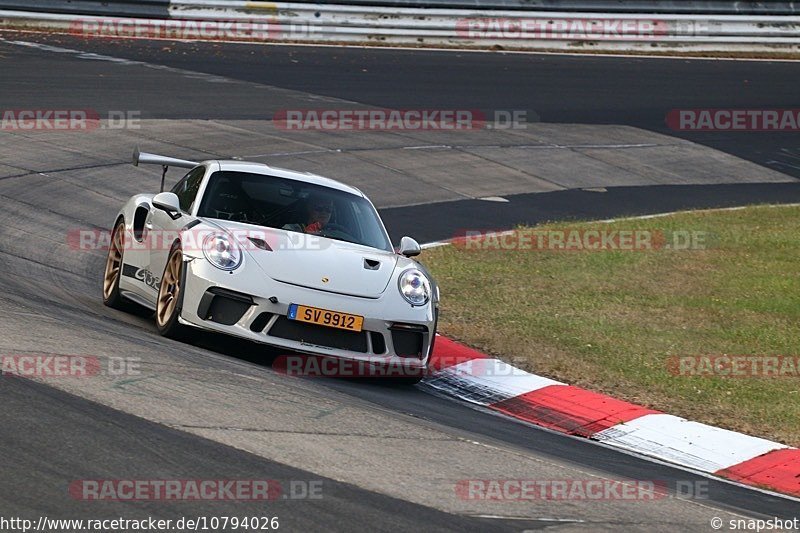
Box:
157, 247, 182, 328
102, 221, 126, 308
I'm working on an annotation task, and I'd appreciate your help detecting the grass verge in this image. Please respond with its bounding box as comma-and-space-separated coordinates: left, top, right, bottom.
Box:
422, 205, 800, 446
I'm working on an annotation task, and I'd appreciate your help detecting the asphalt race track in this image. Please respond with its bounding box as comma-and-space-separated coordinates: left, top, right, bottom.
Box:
4, 33, 800, 242
0, 32, 799, 531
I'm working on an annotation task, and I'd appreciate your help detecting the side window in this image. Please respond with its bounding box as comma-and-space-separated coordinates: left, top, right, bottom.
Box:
171, 167, 205, 214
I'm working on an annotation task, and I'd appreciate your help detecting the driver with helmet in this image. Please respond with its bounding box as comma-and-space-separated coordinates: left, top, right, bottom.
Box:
282, 193, 333, 234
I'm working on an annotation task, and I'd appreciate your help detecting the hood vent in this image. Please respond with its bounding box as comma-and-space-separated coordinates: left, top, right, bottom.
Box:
248, 237, 272, 251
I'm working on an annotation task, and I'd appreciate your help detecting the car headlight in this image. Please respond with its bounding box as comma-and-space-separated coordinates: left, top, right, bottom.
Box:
398, 269, 431, 306
202, 233, 242, 271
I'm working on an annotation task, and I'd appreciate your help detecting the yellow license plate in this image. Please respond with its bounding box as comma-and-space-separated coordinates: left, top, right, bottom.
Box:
287, 304, 364, 332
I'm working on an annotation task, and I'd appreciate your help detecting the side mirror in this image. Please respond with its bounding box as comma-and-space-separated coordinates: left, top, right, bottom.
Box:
152, 192, 181, 216
399, 236, 421, 257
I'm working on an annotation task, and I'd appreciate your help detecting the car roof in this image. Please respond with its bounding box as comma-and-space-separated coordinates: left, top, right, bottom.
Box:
209, 160, 364, 197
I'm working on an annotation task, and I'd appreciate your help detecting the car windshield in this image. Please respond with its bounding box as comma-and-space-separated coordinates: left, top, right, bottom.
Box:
197, 171, 393, 252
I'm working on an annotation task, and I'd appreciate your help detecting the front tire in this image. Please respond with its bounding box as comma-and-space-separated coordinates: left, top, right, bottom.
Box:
156, 243, 187, 339
103, 220, 129, 310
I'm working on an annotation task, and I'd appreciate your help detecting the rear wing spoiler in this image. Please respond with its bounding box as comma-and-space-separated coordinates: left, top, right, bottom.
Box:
132, 147, 200, 191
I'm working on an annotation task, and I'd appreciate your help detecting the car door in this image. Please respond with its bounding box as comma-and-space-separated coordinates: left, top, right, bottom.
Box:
143, 166, 206, 304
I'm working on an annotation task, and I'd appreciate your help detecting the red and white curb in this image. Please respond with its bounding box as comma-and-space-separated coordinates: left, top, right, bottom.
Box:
424, 336, 800, 499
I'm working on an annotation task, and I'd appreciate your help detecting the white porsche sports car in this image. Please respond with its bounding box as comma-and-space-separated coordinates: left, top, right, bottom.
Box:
103, 149, 438, 379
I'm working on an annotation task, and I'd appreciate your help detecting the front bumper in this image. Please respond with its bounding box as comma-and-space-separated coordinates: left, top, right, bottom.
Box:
179, 258, 437, 369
